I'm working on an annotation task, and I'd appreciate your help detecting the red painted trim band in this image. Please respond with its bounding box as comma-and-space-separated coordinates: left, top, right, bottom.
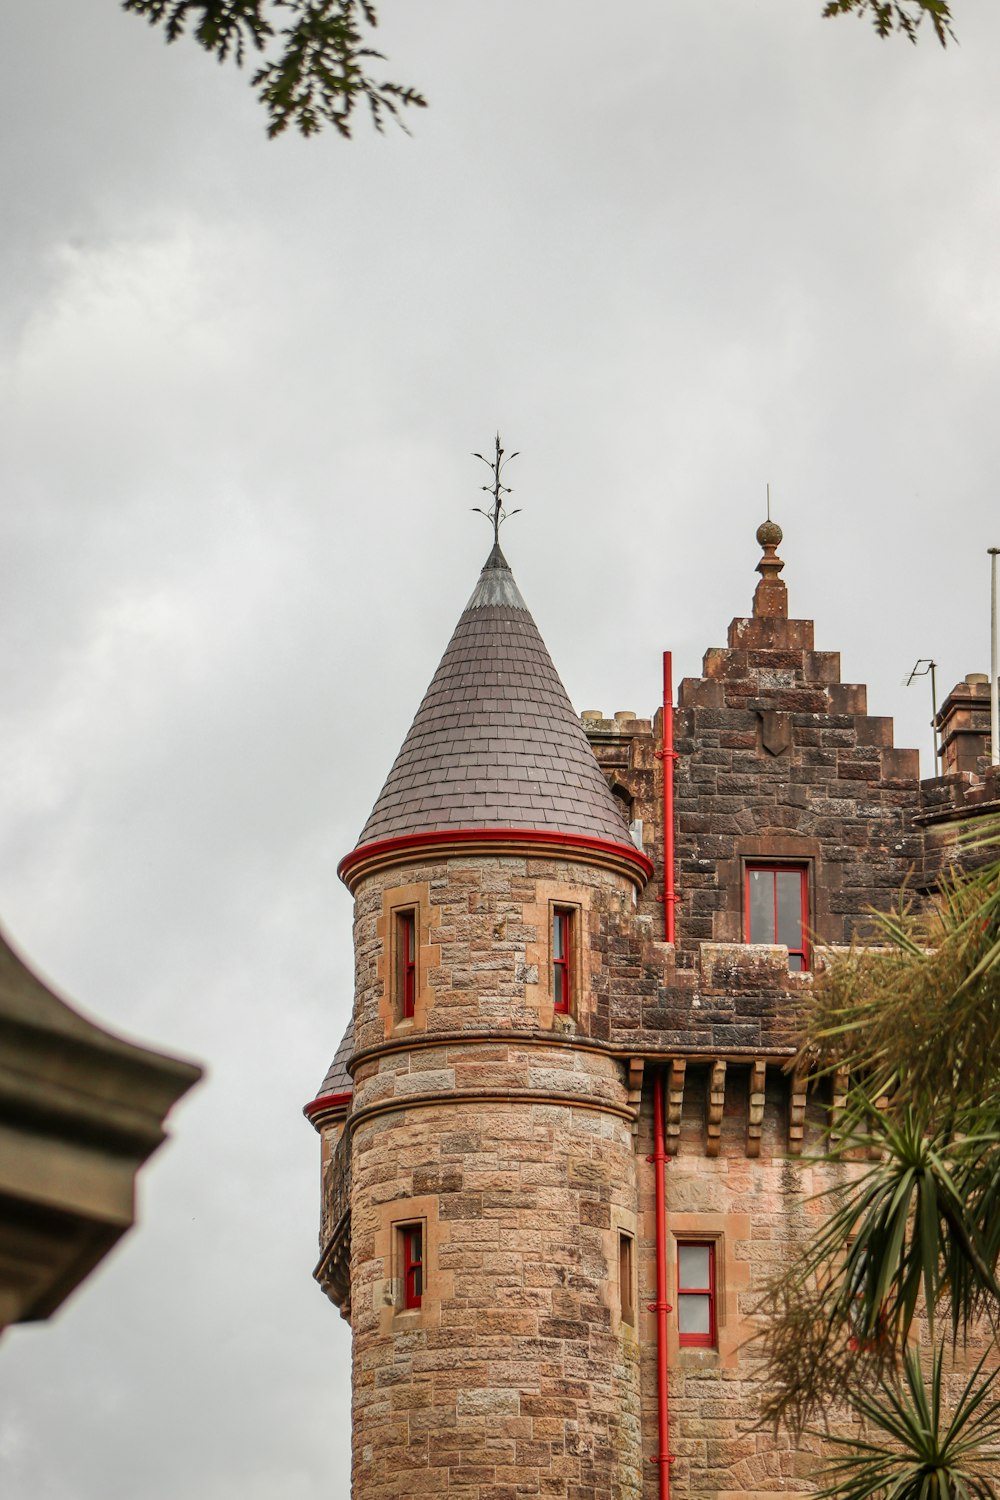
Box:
338, 827, 653, 890
303, 1089, 353, 1121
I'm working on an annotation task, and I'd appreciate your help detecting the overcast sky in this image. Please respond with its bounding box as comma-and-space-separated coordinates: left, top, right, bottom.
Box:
1, 3, 998, 1496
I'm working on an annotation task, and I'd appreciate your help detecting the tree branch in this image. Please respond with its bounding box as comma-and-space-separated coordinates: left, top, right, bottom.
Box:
122, 0, 427, 137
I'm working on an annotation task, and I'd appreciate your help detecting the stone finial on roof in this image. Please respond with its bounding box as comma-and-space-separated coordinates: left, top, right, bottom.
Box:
753, 501, 787, 621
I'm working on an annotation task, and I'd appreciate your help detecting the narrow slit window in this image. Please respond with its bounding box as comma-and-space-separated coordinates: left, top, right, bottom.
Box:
619, 1232, 635, 1325
677, 1241, 716, 1348
396, 910, 416, 1018
400, 1224, 423, 1310
746, 865, 809, 971
552, 907, 573, 1014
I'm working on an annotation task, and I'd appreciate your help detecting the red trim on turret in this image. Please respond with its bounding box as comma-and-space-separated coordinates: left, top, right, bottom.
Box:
303, 1089, 353, 1122
338, 827, 653, 892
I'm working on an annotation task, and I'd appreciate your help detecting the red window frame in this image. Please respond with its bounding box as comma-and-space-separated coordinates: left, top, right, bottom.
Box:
401, 1224, 423, 1310
744, 864, 809, 971
677, 1241, 716, 1348
552, 907, 573, 1014
397, 910, 416, 1018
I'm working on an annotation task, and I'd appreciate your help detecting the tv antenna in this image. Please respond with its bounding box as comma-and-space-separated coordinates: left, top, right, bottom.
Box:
902, 658, 939, 775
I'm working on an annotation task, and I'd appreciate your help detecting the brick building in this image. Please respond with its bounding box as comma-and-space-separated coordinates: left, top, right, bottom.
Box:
305, 518, 999, 1498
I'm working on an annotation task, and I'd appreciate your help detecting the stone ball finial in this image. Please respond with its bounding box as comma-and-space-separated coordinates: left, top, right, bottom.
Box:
756, 518, 783, 549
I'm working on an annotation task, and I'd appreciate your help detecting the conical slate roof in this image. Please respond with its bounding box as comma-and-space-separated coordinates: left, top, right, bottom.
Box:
314, 1018, 353, 1100
355, 544, 634, 851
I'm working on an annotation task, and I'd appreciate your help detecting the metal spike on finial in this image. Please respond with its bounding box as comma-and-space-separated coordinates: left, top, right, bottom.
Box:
753, 482, 787, 619
472, 433, 521, 546
756, 482, 783, 551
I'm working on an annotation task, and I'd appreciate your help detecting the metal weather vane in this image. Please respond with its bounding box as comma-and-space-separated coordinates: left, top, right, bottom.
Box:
472, 433, 521, 545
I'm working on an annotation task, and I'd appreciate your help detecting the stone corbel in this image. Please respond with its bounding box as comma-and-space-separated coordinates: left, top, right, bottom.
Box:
627, 1057, 644, 1135
665, 1059, 686, 1150
830, 1066, 849, 1143
788, 1068, 808, 1155
706, 1060, 727, 1158
746, 1059, 767, 1158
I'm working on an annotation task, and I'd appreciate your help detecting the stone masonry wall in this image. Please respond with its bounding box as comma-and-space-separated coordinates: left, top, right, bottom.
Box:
633, 1076, 841, 1500
345, 851, 646, 1500
574, 599, 937, 1499
350, 1098, 641, 1500
336, 848, 873, 1499
584, 613, 924, 965
322, 555, 1000, 1500
349, 853, 641, 1053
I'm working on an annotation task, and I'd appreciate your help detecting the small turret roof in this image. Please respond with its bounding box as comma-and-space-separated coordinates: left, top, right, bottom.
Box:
354, 544, 634, 851
314, 1019, 353, 1099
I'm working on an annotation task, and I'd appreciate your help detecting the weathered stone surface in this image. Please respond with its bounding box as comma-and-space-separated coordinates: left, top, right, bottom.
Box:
310, 539, 999, 1500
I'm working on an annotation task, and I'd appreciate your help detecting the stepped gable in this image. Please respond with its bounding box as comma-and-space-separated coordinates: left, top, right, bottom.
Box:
354, 542, 635, 851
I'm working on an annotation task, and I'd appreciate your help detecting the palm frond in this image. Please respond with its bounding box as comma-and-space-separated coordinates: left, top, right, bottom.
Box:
814, 1346, 1000, 1500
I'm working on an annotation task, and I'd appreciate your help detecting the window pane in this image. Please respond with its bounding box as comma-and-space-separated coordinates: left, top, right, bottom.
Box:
748, 869, 774, 943
678, 1294, 711, 1335
679, 1244, 711, 1288
553, 912, 565, 959
776, 871, 803, 950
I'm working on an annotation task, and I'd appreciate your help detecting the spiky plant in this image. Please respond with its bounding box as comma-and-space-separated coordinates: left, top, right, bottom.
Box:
817, 1347, 1000, 1500
757, 819, 1000, 1488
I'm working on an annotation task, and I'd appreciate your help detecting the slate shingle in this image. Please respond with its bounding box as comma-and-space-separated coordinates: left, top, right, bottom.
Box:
354, 543, 634, 851
315, 1019, 352, 1098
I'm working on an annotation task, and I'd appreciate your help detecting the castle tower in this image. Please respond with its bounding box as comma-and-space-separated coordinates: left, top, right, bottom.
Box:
309, 509, 1000, 1498
310, 542, 653, 1498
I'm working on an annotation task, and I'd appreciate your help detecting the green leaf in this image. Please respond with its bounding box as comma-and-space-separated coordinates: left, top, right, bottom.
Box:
122, 0, 427, 138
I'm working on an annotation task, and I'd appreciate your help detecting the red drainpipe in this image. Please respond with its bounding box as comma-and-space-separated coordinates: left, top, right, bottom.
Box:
649, 1071, 673, 1497
660, 651, 678, 944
